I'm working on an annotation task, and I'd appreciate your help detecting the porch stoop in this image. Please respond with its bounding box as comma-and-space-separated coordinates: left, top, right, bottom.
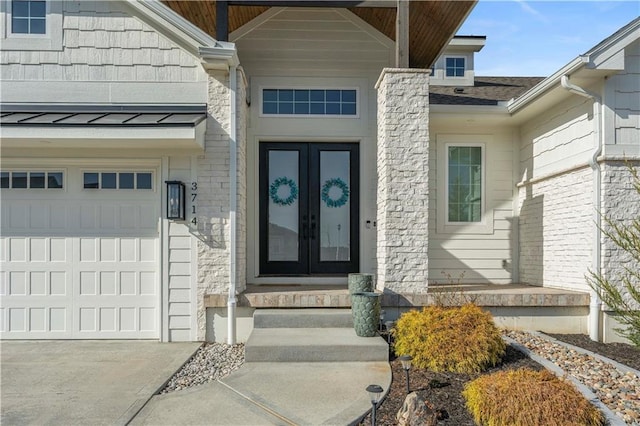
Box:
206, 284, 593, 342
245, 309, 389, 362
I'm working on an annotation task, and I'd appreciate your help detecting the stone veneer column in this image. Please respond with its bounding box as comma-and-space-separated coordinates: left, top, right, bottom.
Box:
375, 68, 430, 293
196, 70, 231, 340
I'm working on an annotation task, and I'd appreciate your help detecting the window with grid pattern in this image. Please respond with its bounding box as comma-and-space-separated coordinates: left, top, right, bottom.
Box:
11, 0, 46, 34
262, 89, 357, 116
445, 57, 465, 77
447, 146, 482, 222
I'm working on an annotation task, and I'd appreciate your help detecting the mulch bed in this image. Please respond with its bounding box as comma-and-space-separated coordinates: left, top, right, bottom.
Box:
358, 333, 639, 425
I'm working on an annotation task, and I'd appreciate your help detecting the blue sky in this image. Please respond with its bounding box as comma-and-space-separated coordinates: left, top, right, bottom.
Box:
456, 1, 639, 77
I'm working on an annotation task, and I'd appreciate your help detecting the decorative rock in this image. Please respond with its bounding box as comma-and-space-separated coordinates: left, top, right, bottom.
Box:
396, 392, 438, 426
161, 342, 245, 394
506, 330, 640, 425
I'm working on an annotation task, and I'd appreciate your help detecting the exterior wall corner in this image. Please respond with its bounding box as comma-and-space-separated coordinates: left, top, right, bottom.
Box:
375, 69, 431, 294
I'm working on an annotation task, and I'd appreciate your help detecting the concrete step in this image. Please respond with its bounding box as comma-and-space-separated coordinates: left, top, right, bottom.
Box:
245, 327, 389, 362
253, 308, 354, 328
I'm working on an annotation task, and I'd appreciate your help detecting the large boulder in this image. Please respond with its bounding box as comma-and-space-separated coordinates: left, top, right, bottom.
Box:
396, 392, 437, 426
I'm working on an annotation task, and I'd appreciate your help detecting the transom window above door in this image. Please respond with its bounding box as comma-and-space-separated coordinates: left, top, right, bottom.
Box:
261, 89, 357, 116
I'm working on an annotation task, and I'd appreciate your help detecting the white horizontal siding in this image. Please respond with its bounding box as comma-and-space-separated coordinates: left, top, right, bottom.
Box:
166, 158, 196, 341
233, 8, 393, 77
520, 96, 595, 179
429, 129, 516, 284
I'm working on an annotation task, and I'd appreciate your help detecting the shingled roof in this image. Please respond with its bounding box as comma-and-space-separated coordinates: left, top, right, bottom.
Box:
429, 76, 545, 106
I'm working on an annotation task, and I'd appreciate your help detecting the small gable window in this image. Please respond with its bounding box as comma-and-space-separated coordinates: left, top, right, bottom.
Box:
11, 0, 46, 34
2, 0, 62, 50
445, 57, 465, 77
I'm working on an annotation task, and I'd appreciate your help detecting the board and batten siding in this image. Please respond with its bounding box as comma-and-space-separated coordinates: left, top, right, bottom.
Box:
517, 92, 597, 291
428, 129, 517, 284
235, 7, 394, 282
0, 0, 207, 104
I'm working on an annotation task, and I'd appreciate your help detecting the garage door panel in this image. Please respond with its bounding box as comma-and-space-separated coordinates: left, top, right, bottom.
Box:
76, 306, 157, 334
3, 304, 72, 337
0, 167, 160, 339
0, 165, 160, 340
9, 203, 28, 229
3, 201, 72, 233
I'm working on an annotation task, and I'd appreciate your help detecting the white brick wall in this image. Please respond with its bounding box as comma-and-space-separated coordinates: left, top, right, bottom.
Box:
196, 70, 232, 340
518, 167, 593, 291
601, 161, 640, 309
375, 69, 430, 293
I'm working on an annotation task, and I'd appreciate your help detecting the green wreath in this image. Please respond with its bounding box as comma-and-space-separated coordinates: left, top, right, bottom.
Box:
270, 176, 298, 206
321, 178, 349, 208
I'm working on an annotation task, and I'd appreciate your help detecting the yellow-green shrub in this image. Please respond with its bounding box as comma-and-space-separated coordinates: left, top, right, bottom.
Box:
393, 303, 505, 373
463, 368, 605, 426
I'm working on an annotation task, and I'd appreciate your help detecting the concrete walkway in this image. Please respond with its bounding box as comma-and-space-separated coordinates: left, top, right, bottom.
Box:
1, 341, 392, 425
0, 341, 200, 425
132, 361, 392, 425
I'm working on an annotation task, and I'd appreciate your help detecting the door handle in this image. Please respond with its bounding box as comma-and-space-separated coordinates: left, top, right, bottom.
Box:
310, 215, 316, 240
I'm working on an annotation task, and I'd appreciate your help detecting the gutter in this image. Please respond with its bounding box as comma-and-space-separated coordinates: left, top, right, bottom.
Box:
228, 65, 238, 345
560, 75, 603, 342
508, 56, 588, 113
200, 44, 240, 68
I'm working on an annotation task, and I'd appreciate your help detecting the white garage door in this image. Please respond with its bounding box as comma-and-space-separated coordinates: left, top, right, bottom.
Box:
0, 166, 160, 339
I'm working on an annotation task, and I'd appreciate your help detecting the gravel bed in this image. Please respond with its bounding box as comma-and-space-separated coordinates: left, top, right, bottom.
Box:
160, 343, 245, 394
506, 330, 640, 425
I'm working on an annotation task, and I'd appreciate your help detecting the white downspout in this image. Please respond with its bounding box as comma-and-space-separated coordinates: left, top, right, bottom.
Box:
560, 75, 603, 341
228, 65, 238, 345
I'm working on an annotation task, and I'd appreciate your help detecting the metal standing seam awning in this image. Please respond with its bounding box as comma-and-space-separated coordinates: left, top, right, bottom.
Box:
0, 104, 208, 150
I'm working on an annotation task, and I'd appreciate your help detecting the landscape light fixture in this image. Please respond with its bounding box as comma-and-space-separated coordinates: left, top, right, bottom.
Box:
366, 384, 383, 426
384, 320, 394, 343
165, 181, 185, 220
399, 355, 413, 394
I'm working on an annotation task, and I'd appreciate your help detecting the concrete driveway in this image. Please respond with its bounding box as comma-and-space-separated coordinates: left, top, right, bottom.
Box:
1, 340, 200, 426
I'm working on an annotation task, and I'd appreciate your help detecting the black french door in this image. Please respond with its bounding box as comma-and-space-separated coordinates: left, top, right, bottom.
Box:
259, 143, 359, 275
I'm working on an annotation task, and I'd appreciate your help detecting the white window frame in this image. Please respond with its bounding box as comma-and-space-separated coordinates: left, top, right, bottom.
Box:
259, 86, 360, 119
82, 170, 156, 191
444, 56, 466, 78
0, 169, 65, 190
0, 0, 62, 50
437, 134, 493, 234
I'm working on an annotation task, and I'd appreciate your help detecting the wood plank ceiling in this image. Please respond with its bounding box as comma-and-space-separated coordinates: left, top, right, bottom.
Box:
162, 1, 476, 68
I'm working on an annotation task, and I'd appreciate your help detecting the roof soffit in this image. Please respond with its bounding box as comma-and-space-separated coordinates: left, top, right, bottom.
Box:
161, 0, 476, 68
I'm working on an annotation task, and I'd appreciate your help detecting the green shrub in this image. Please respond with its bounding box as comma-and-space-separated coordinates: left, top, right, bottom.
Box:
393, 303, 505, 373
463, 368, 605, 426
